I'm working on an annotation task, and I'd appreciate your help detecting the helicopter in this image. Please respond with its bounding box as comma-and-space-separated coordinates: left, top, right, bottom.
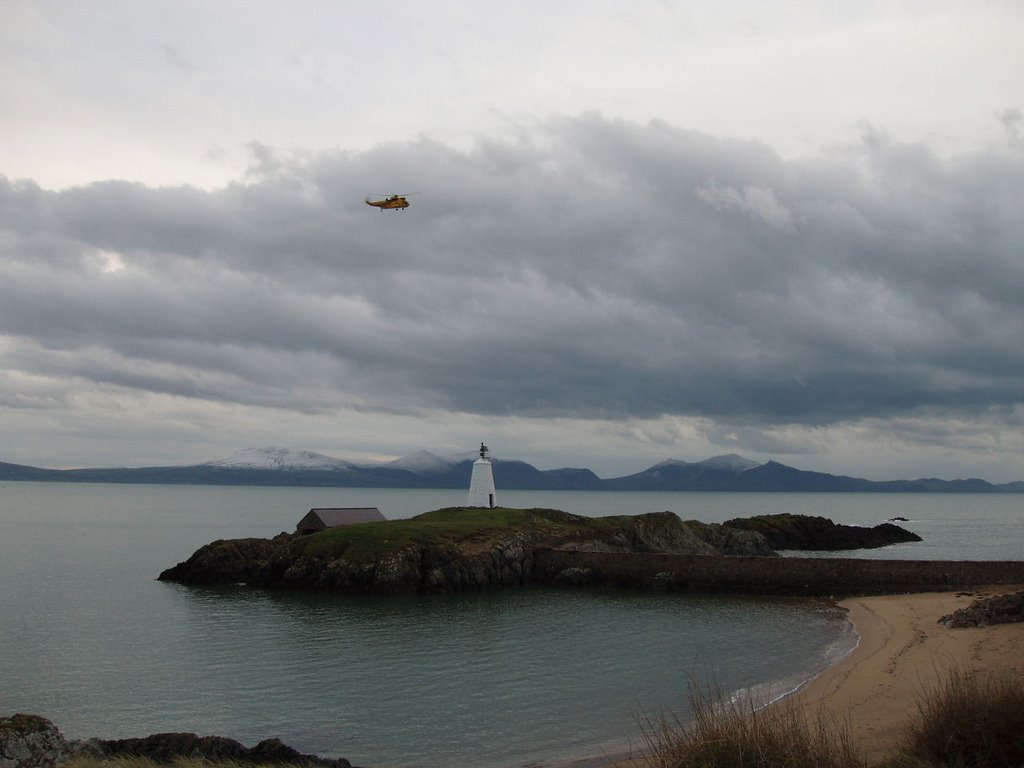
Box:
365, 193, 414, 211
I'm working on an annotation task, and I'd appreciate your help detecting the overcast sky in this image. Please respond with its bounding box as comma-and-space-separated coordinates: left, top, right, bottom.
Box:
2, 1, 1023, 481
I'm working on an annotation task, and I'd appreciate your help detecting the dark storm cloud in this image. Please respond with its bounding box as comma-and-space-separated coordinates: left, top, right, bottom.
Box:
2, 116, 1022, 431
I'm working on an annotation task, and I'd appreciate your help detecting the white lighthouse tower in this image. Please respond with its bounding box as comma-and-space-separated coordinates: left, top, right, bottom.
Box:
467, 442, 497, 508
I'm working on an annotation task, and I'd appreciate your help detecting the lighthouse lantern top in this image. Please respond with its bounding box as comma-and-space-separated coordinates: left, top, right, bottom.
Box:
478, 442, 489, 460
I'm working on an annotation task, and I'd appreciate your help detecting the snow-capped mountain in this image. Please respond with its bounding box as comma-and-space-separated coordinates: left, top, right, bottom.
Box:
605, 453, 765, 490
200, 447, 762, 479
385, 449, 485, 474
201, 446, 355, 471
385, 450, 457, 474
650, 454, 762, 472
3, 447, 1018, 491
699, 454, 762, 472
200, 446, 480, 474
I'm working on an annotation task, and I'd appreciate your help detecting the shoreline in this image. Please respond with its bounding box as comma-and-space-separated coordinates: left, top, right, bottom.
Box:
790, 586, 1024, 762
587, 586, 1024, 767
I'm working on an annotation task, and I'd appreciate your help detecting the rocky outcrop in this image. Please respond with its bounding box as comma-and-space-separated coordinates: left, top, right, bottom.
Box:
676, 519, 774, 556
158, 535, 289, 584
159, 509, 928, 596
258, 531, 542, 594
159, 508, 777, 594
81, 732, 353, 767
940, 590, 1024, 627
1, 715, 73, 768
555, 512, 774, 557
722, 513, 921, 550
0, 714, 357, 768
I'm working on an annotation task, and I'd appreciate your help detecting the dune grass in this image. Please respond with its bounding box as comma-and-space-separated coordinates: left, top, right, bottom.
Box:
895, 667, 1024, 768
639, 681, 865, 768
641, 668, 1024, 768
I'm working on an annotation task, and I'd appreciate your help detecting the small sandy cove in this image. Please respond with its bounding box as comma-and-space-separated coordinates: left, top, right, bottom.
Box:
794, 588, 1024, 762
593, 587, 1024, 767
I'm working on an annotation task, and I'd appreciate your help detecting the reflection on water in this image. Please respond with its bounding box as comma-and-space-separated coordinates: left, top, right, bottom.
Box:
144, 585, 854, 768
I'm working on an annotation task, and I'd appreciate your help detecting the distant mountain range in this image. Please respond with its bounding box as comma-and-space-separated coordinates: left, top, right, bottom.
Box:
2, 446, 1022, 493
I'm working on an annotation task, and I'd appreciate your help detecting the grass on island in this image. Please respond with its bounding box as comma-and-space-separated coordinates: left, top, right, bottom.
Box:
640, 667, 1024, 768
287, 506, 632, 563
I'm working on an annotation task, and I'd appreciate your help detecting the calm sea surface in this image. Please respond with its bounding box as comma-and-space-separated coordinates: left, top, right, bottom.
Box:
1, 483, 1021, 767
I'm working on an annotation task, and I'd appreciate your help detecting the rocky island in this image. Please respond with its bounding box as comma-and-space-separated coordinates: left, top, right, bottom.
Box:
160, 508, 770, 592
721, 512, 925, 550
158, 509, 940, 596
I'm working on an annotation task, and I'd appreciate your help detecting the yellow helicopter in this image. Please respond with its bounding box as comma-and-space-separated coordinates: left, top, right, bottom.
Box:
365, 193, 414, 211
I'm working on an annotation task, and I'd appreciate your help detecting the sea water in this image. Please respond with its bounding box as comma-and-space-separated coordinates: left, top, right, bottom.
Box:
1, 483, 1020, 767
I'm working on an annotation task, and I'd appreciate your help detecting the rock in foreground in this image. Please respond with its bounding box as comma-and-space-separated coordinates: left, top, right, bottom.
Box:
82, 733, 353, 767
940, 590, 1024, 627
0, 714, 356, 768
1, 714, 71, 768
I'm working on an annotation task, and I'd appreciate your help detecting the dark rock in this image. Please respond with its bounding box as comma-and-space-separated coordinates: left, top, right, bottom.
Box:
888, 516, 910, 522
96, 733, 249, 762
0, 715, 358, 768
722, 513, 921, 550
551, 566, 593, 587
89, 732, 354, 767
940, 590, 1024, 627
158, 537, 281, 584
0, 714, 73, 768
552, 512, 775, 557
249, 737, 330, 765
679, 519, 775, 556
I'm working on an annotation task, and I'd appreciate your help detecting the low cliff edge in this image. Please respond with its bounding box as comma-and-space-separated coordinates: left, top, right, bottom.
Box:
158, 509, 923, 595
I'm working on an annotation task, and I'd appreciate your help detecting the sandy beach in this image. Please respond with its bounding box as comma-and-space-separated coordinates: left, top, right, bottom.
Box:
594, 587, 1024, 767
793, 587, 1024, 762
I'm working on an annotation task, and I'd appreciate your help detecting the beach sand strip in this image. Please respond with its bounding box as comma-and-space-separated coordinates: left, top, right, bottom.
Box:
793, 587, 1024, 763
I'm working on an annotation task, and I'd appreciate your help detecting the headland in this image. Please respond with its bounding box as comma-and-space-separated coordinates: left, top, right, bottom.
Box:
157, 508, 958, 596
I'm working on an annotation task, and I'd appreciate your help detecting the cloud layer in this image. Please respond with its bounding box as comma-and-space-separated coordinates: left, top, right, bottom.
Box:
2, 116, 1023, 478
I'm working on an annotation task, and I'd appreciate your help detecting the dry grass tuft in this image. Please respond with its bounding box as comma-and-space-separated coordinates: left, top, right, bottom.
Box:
898, 667, 1024, 768
640, 669, 1024, 768
639, 681, 866, 768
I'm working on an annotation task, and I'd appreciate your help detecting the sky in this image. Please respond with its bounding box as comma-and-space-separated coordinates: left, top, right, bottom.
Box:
2, 1, 1023, 482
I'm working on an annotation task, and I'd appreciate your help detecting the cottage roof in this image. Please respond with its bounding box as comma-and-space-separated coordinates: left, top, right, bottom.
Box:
308, 507, 386, 526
